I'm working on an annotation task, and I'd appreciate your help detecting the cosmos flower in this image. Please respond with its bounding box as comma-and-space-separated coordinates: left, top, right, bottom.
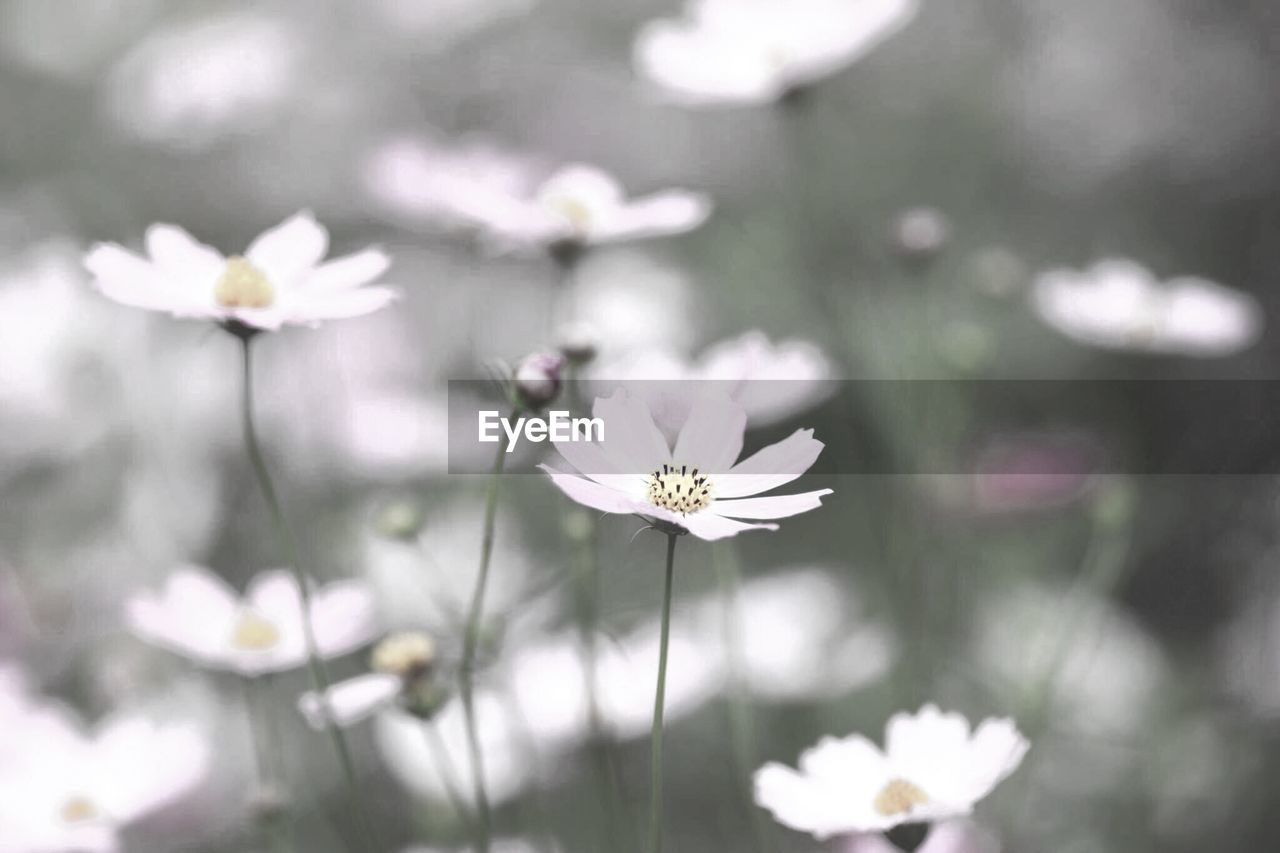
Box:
541, 390, 832, 540
84, 211, 396, 331
838, 819, 1000, 853
365, 137, 711, 253
593, 330, 834, 429
0, 699, 208, 853
125, 564, 378, 677
1031, 259, 1262, 356
754, 705, 1028, 838
634, 0, 919, 106
297, 631, 445, 730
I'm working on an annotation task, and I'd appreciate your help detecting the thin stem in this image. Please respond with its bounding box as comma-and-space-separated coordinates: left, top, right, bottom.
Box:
242, 676, 290, 853
238, 336, 376, 850
647, 533, 678, 853
712, 543, 771, 853
458, 425, 511, 853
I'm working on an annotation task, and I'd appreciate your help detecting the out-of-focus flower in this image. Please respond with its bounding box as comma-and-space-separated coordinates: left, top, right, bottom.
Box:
594, 331, 835, 429
512, 351, 566, 410
542, 390, 832, 540
838, 819, 1001, 853
84, 212, 396, 332
692, 568, 893, 702
1031, 259, 1261, 356
126, 565, 377, 677
0, 700, 208, 853
365, 138, 711, 254
754, 705, 1028, 838
959, 432, 1101, 515
298, 631, 448, 729
634, 0, 918, 106
892, 207, 951, 267
105, 12, 301, 148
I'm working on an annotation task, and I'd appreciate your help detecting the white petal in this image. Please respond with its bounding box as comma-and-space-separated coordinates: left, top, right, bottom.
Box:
92, 717, 208, 822
304, 249, 391, 292
591, 390, 670, 473
310, 580, 379, 657
83, 244, 193, 315
710, 488, 832, 520
298, 673, 401, 731
679, 512, 777, 540
958, 718, 1029, 803
718, 428, 825, 498
287, 286, 398, 324
540, 465, 647, 516
246, 570, 303, 630
754, 762, 858, 839
245, 210, 329, 287
634, 19, 784, 106
672, 394, 746, 473
591, 190, 712, 244
551, 439, 649, 495
125, 565, 240, 666
144, 223, 225, 282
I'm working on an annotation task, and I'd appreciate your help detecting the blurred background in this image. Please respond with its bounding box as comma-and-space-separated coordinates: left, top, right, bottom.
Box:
3, 0, 1280, 851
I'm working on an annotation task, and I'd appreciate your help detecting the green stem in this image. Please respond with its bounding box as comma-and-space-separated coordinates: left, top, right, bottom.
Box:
647, 533, 678, 853
458, 426, 511, 853
712, 543, 770, 853
238, 336, 375, 850
242, 676, 291, 853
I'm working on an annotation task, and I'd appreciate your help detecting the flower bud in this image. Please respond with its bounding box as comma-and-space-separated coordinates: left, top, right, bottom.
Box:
402, 679, 452, 721
513, 351, 565, 410
374, 500, 425, 540
556, 322, 599, 366
892, 207, 951, 268
371, 631, 437, 680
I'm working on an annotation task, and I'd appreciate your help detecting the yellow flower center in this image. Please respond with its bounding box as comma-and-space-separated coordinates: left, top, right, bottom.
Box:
545, 195, 593, 235
873, 778, 929, 816
230, 612, 281, 651
371, 631, 437, 678
60, 796, 100, 824
214, 256, 275, 308
646, 463, 713, 515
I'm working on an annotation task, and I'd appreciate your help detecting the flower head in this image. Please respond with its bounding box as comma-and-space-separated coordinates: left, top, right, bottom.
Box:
0, 698, 208, 853
126, 565, 378, 677
540, 389, 832, 540
365, 138, 711, 253
634, 0, 918, 106
84, 211, 396, 331
754, 705, 1028, 838
1031, 259, 1261, 356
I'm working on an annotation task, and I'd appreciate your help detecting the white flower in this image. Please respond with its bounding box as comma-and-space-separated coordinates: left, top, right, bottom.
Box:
297, 631, 442, 730
594, 330, 835, 429
84, 211, 396, 331
542, 390, 832, 540
365, 137, 711, 252
1031, 259, 1262, 356
0, 700, 208, 853
838, 819, 1000, 853
125, 565, 378, 677
634, 0, 918, 106
754, 706, 1028, 838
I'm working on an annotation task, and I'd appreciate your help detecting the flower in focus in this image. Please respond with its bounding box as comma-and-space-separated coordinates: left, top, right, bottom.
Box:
125, 565, 378, 677
541, 390, 832, 540
634, 0, 919, 106
594, 330, 835, 429
1031, 259, 1262, 356
297, 631, 447, 729
0, 696, 208, 853
84, 211, 396, 331
839, 819, 1000, 853
754, 705, 1028, 838
365, 137, 711, 254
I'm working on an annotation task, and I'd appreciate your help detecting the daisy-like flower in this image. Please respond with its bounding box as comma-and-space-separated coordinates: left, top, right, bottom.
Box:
634, 0, 919, 107
839, 819, 1000, 853
365, 137, 711, 254
1031, 259, 1262, 356
297, 631, 447, 729
84, 211, 396, 332
125, 565, 378, 677
594, 330, 834, 429
754, 705, 1028, 839
0, 701, 208, 853
541, 390, 832, 540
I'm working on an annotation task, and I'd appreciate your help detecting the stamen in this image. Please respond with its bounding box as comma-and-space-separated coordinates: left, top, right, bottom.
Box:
371, 631, 437, 679
873, 779, 929, 816
60, 796, 99, 824
646, 461, 714, 515
230, 612, 281, 651
544, 195, 593, 235
215, 256, 275, 308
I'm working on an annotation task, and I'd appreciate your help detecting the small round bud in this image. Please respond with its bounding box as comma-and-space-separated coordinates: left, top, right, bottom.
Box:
892, 207, 951, 267
371, 631, 437, 680
513, 352, 565, 410
374, 500, 425, 540
556, 323, 600, 366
